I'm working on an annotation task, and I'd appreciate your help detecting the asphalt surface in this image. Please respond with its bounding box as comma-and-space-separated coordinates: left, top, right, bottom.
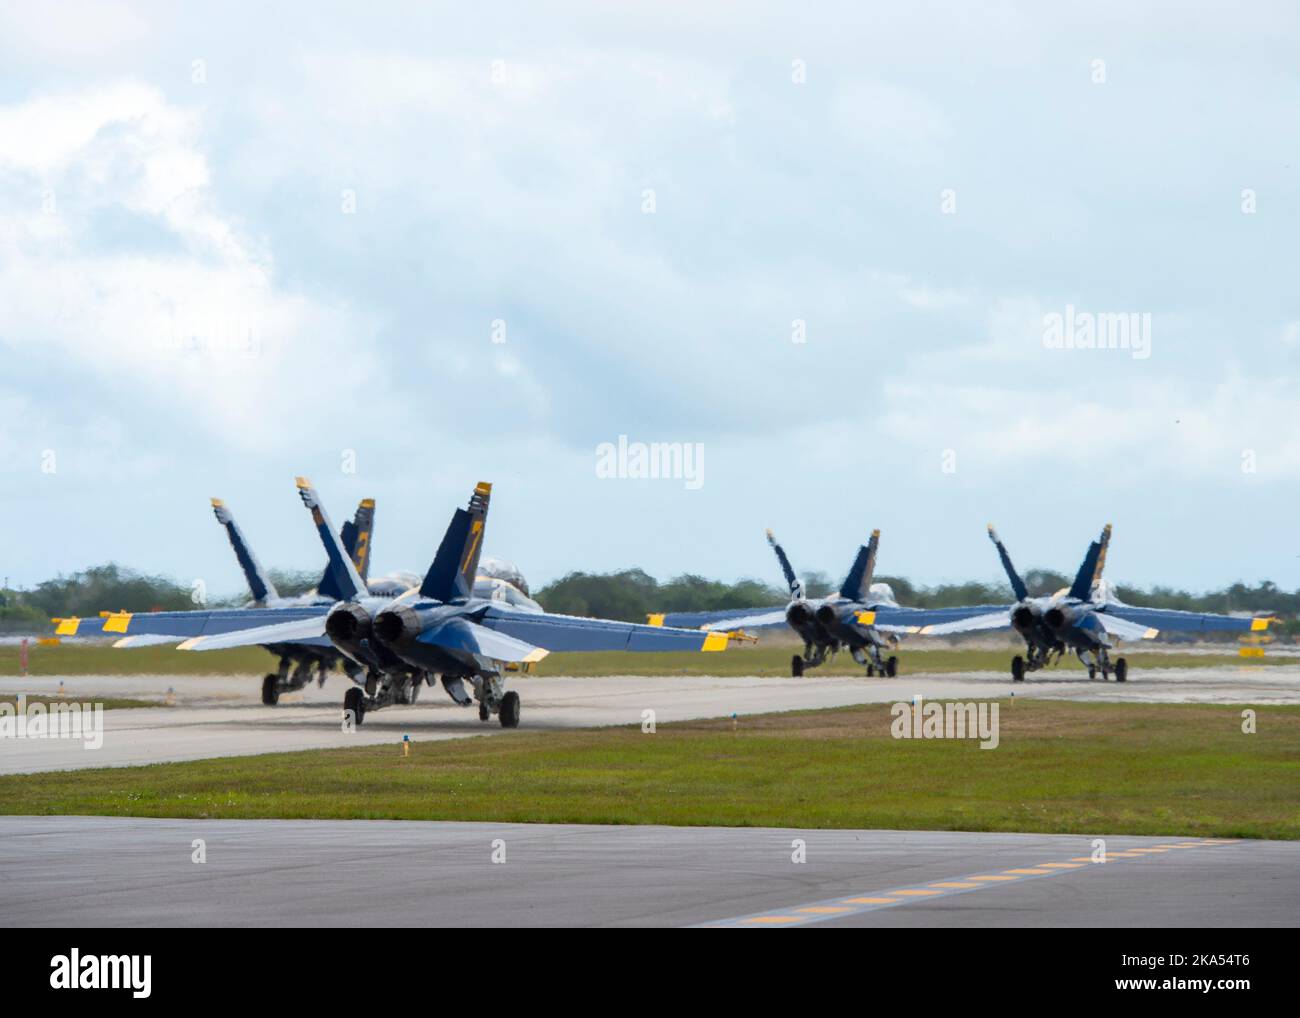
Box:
0, 817, 1292, 927
3, 664, 1298, 774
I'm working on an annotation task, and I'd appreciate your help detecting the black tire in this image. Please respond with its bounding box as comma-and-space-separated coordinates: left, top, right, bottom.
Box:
866, 665, 874, 677
1115, 658, 1128, 683
1088, 667, 1096, 680
499, 691, 521, 728
343, 686, 366, 727
261, 674, 279, 706
886, 656, 898, 677
1011, 655, 1025, 682
791, 655, 803, 677
478, 701, 490, 722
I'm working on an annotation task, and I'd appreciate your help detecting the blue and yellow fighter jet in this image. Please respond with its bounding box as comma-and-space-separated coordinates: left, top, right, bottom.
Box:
917, 524, 1274, 682
209, 495, 407, 703
59, 480, 729, 728
651, 530, 1001, 677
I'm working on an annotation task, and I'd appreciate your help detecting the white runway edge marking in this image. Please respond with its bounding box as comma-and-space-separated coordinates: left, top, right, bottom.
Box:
694, 839, 1242, 928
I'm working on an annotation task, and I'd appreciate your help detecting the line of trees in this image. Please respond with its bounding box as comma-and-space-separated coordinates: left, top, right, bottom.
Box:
1, 563, 1294, 635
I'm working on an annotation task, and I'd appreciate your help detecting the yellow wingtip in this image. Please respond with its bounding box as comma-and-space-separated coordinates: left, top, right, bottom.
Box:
475, 481, 492, 495
102, 612, 132, 634
701, 632, 729, 652
211, 497, 225, 507
647, 613, 665, 627
856, 610, 877, 626
295, 476, 311, 489
1251, 617, 1271, 631
360, 498, 375, 508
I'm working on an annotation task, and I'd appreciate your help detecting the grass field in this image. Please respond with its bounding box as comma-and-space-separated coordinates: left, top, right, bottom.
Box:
3, 701, 1296, 839
2, 641, 1285, 678
1, 693, 164, 711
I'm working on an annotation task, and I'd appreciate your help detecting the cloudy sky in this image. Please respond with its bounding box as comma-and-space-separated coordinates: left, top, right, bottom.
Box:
2, 1, 1298, 596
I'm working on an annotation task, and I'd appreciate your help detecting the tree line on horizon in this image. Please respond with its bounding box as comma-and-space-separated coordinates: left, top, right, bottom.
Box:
2, 562, 1292, 635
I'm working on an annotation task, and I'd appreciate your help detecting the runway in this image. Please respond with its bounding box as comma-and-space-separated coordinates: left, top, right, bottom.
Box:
3, 664, 1299, 774
0, 816, 1293, 927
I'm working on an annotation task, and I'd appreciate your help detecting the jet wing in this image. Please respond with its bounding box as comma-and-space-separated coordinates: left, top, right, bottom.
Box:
479, 605, 729, 652
53, 606, 329, 640
1101, 605, 1272, 634
654, 607, 788, 631
916, 609, 1015, 636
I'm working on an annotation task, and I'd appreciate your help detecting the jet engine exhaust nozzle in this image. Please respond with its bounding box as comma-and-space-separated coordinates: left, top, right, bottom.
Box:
787, 602, 814, 627
326, 602, 372, 643
373, 606, 420, 647
1011, 606, 1037, 631
1044, 607, 1067, 631
815, 604, 840, 628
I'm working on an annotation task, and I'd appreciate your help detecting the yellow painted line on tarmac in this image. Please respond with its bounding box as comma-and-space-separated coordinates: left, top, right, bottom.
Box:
698, 838, 1237, 928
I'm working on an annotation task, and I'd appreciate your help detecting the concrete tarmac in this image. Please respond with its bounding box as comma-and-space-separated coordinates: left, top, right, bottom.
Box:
3, 664, 1299, 774
0, 816, 1292, 928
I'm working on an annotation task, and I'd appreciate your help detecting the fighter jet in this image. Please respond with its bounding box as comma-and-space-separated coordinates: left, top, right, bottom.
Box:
65, 479, 731, 727
918, 524, 1274, 681
651, 530, 1001, 677
54, 495, 413, 705
210, 496, 378, 703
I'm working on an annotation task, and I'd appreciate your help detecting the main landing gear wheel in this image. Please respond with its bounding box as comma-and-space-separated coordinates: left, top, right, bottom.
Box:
885, 656, 898, 677
791, 656, 804, 677
1011, 656, 1025, 682
478, 701, 490, 722
499, 691, 521, 728
343, 687, 366, 726
1114, 657, 1128, 683
261, 674, 279, 706
866, 665, 874, 676
1088, 666, 1097, 680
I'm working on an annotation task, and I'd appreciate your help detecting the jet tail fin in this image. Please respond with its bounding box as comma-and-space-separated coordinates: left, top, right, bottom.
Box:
297, 477, 366, 602
1091, 523, 1112, 587
211, 499, 279, 603
838, 529, 880, 600
988, 525, 1029, 601
766, 529, 803, 598
318, 498, 376, 600
1067, 527, 1106, 601
419, 482, 492, 602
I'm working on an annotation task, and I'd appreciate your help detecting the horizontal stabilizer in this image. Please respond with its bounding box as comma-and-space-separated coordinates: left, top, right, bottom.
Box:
178, 615, 330, 651
1090, 613, 1157, 641
417, 617, 548, 664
